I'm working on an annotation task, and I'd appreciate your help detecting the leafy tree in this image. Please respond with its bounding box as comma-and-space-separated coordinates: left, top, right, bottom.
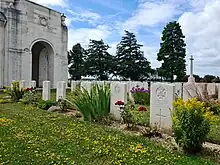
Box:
84, 39, 113, 80
182, 74, 201, 82
116, 30, 151, 81
68, 43, 85, 80
203, 75, 216, 83
157, 21, 186, 82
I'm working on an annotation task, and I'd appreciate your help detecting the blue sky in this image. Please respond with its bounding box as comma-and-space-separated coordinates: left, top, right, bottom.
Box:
34, 0, 220, 77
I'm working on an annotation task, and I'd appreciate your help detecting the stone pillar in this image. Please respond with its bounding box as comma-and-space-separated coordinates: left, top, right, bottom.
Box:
0, 14, 6, 88
21, 49, 31, 82
56, 81, 66, 101
110, 82, 127, 120
188, 56, 195, 82
43, 81, 51, 101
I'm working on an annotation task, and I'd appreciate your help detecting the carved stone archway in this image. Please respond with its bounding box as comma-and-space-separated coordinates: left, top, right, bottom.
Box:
30, 40, 54, 87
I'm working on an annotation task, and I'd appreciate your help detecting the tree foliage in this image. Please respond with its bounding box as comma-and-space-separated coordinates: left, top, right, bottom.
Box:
84, 39, 113, 80
157, 21, 186, 82
203, 75, 216, 83
116, 30, 151, 81
68, 43, 85, 80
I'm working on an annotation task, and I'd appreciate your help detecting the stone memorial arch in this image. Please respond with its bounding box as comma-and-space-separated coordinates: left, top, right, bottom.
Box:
30, 39, 54, 87
0, 0, 68, 88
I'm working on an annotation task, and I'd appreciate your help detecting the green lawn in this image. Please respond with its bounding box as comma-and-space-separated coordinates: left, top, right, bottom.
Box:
207, 116, 220, 145
0, 103, 217, 165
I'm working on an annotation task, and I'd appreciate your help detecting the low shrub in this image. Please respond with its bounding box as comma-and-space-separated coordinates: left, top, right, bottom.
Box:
68, 84, 110, 122
38, 100, 56, 110
131, 106, 149, 127
4, 81, 24, 102
130, 87, 150, 105
116, 101, 133, 128
172, 98, 215, 153
117, 104, 149, 128
20, 88, 40, 105
204, 100, 220, 115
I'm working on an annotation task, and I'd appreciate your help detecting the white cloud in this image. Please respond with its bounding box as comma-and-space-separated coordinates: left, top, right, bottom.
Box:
179, 0, 220, 76
65, 17, 73, 27
68, 25, 111, 50
142, 45, 160, 68
66, 9, 101, 25
31, 0, 67, 7
108, 42, 118, 55
123, 1, 179, 31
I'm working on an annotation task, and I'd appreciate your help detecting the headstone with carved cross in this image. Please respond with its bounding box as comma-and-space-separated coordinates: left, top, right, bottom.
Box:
150, 83, 175, 130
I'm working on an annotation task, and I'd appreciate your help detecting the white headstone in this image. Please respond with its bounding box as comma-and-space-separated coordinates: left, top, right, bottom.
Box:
30, 80, 36, 88
183, 82, 197, 101
71, 81, 80, 92
207, 83, 216, 96
19, 80, 26, 90
95, 81, 104, 87
43, 81, 51, 101
150, 83, 175, 130
110, 82, 127, 120
196, 83, 207, 99
81, 81, 94, 92
143, 82, 149, 90
217, 84, 220, 100
174, 82, 183, 98
56, 81, 66, 101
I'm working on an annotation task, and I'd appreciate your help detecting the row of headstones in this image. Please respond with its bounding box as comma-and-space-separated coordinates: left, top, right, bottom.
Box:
13, 80, 220, 131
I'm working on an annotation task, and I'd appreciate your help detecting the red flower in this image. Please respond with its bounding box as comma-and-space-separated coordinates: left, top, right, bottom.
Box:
138, 106, 147, 112
115, 100, 125, 106
24, 87, 33, 91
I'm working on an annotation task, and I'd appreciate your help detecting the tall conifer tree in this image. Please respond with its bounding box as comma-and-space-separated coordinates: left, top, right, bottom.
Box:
84, 39, 113, 80
116, 30, 151, 80
157, 21, 186, 82
68, 43, 85, 80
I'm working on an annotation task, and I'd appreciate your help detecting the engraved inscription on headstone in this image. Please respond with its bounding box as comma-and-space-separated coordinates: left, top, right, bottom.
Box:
115, 85, 120, 93
156, 86, 167, 100
156, 109, 166, 128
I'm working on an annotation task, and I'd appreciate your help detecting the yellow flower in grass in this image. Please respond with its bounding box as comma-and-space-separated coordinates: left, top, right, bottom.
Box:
0, 117, 14, 126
